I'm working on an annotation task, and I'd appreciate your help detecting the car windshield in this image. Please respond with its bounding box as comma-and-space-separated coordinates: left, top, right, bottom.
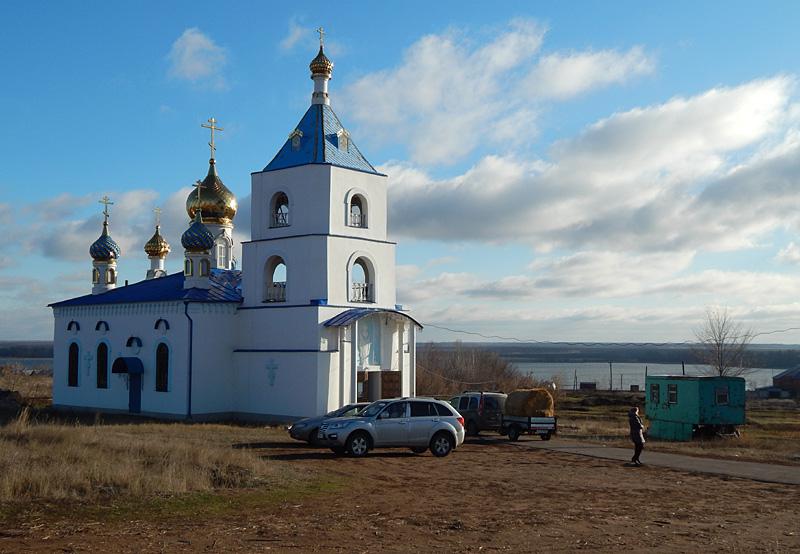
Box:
359, 401, 389, 418
325, 404, 358, 417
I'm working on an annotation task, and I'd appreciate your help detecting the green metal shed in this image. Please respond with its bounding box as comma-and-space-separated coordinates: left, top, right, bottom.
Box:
644, 375, 746, 441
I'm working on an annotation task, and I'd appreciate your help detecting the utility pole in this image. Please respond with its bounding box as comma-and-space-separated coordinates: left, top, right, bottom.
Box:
609, 361, 613, 391
682, 361, 686, 376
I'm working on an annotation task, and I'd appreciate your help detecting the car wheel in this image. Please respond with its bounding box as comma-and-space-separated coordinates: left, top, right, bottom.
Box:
466, 420, 479, 437
541, 432, 552, 441
346, 432, 370, 458
430, 432, 454, 457
307, 428, 320, 445
410, 446, 428, 454
508, 426, 521, 442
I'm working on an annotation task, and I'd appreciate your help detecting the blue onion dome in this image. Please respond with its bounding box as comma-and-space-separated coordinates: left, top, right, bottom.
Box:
90, 220, 121, 261
185, 159, 237, 225
181, 211, 215, 252
309, 45, 333, 77
144, 225, 170, 258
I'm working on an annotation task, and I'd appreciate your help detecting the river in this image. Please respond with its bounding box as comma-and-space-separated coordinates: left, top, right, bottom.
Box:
513, 362, 779, 391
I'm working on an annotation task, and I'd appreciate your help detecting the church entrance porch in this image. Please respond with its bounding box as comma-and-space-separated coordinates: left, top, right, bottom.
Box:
111, 357, 144, 414
358, 370, 401, 402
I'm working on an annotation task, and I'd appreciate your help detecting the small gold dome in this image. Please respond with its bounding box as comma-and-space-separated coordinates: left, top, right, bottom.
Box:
144, 225, 170, 258
309, 46, 333, 77
186, 159, 238, 225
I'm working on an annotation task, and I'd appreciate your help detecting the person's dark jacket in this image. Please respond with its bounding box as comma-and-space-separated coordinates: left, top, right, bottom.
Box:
628, 409, 645, 444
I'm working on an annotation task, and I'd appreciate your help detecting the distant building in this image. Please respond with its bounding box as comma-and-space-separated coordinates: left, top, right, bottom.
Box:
773, 367, 800, 398
48, 38, 421, 421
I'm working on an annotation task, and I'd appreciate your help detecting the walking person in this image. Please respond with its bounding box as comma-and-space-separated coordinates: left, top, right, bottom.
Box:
628, 406, 645, 466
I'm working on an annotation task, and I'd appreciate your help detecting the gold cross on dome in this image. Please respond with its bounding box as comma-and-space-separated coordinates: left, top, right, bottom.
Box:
193, 179, 204, 204
99, 195, 114, 219
316, 26, 325, 47
201, 117, 223, 160
153, 206, 162, 226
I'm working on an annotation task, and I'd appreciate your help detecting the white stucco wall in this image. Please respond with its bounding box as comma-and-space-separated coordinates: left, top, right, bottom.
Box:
52, 302, 189, 416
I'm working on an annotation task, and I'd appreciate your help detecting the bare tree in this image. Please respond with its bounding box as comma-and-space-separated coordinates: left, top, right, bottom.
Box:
693, 307, 754, 377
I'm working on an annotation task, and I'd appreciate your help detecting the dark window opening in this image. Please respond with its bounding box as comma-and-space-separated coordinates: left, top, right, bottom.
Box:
96, 343, 108, 389
68, 343, 79, 387
715, 386, 729, 405
156, 343, 169, 392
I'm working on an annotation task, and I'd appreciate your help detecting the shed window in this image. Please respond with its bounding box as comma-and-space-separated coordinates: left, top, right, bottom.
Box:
715, 386, 729, 405
96, 343, 108, 389
68, 343, 79, 387
650, 383, 659, 404
156, 343, 169, 392
667, 384, 678, 404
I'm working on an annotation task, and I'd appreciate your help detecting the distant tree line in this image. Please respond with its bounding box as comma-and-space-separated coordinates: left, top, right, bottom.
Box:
0, 342, 54, 358
416, 342, 543, 397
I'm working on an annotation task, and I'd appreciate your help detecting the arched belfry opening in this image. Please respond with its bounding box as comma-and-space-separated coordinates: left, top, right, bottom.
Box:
350, 256, 374, 303
270, 192, 290, 228
264, 255, 287, 302
348, 194, 368, 228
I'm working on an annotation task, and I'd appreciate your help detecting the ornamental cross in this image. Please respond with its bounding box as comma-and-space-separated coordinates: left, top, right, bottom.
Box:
201, 117, 223, 160
153, 206, 162, 226
316, 26, 325, 47
193, 179, 204, 204
99, 195, 113, 221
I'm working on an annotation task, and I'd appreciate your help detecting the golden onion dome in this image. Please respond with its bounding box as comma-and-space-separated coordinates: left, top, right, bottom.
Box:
144, 225, 170, 258
185, 159, 237, 225
309, 46, 333, 77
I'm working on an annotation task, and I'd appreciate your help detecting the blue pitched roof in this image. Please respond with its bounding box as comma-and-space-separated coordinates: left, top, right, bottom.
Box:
263, 104, 383, 175
323, 308, 422, 329
49, 270, 243, 308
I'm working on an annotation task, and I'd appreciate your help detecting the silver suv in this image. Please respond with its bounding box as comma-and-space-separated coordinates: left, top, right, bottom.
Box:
318, 397, 466, 457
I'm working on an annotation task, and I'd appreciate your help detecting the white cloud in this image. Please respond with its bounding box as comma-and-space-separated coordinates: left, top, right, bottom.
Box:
776, 241, 800, 264
167, 28, 228, 89
343, 19, 547, 166
526, 46, 654, 100
387, 76, 796, 257
280, 18, 310, 51
343, 20, 656, 166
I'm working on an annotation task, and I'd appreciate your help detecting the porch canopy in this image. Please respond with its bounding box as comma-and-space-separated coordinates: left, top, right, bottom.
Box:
323, 307, 423, 329
112, 357, 144, 375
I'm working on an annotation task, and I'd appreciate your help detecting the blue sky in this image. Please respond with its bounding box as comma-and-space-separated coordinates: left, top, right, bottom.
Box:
3, 1, 800, 342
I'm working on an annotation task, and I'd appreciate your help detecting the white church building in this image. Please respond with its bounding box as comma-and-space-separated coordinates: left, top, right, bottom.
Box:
49, 41, 421, 421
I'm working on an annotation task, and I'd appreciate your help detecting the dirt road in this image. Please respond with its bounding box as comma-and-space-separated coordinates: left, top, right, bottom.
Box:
2, 434, 798, 553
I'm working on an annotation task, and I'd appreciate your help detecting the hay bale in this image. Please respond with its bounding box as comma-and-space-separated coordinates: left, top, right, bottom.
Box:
504, 389, 554, 417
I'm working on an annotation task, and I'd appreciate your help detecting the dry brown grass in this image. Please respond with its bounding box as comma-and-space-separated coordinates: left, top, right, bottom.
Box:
0, 409, 298, 504
0, 366, 52, 401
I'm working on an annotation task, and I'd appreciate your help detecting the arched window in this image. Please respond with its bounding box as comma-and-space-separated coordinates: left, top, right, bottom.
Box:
350, 257, 374, 303
92, 268, 100, 284
200, 259, 210, 277
184, 259, 193, 276
106, 268, 116, 284
348, 194, 368, 228
215, 236, 229, 269
156, 343, 169, 392
264, 255, 287, 302
68, 343, 79, 387
96, 343, 108, 389
270, 192, 290, 228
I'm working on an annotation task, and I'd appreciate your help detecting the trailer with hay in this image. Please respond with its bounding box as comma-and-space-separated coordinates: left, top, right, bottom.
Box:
500, 388, 557, 441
